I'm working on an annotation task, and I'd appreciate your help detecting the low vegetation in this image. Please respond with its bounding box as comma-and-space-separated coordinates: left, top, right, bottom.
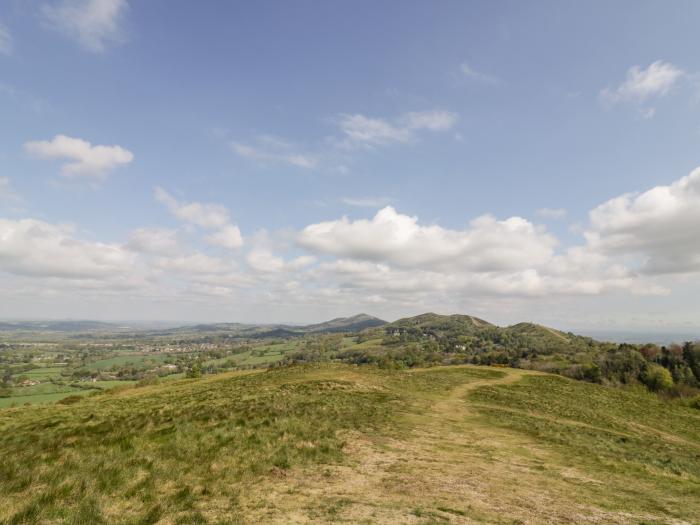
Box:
0, 364, 698, 523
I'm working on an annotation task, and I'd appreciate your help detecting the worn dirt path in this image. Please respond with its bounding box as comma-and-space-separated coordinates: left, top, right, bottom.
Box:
249, 366, 671, 524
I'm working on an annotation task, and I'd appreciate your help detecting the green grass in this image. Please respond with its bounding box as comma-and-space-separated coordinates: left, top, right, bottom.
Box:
91, 380, 136, 389
0, 389, 98, 408
0, 364, 698, 523
22, 367, 66, 380
0, 380, 135, 408
84, 354, 170, 371
0, 365, 398, 524
203, 345, 290, 368
470, 374, 700, 520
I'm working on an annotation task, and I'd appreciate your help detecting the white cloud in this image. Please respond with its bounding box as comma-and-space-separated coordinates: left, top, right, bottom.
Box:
401, 111, 458, 131
459, 63, 498, 83
41, 0, 128, 53
153, 253, 232, 276
586, 166, 700, 274
127, 228, 180, 256
341, 196, 392, 208
24, 134, 133, 180
6, 173, 697, 320
0, 218, 135, 279
601, 60, 684, 105
0, 21, 13, 56
205, 224, 243, 249
154, 187, 244, 250
246, 248, 315, 273
155, 187, 231, 229
337, 110, 458, 148
338, 114, 412, 145
231, 137, 317, 169
298, 206, 556, 272
536, 207, 567, 219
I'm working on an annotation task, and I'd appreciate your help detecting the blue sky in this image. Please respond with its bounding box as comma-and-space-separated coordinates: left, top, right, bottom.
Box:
2, 1, 700, 329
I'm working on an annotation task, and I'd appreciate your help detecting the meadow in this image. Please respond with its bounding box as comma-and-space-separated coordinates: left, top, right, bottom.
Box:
0, 364, 698, 524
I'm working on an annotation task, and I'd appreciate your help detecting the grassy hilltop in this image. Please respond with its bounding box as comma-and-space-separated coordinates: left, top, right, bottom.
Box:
1, 364, 698, 524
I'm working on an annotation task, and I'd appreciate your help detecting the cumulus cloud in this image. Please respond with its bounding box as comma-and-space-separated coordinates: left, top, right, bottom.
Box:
0, 21, 13, 56
0, 218, 135, 279
337, 110, 458, 148
41, 0, 129, 53
601, 60, 684, 106
586, 166, 700, 274
153, 253, 232, 276
6, 172, 695, 318
127, 228, 180, 256
298, 206, 556, 272
246, 249, 315, 273
155, 187, 230, 229
24, 134, 133, 180
536, 207, 567, 219
155, 187, 244, 249
205, 224, 243, 249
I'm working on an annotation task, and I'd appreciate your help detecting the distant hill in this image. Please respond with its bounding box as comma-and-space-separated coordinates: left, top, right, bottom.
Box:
303, 313, 386, 333
386, 313, 494, 335
0, 315, 386, 337
0, 320, 121, 332
381, 313, 588, 345
351, 312, 605, 364
161, 314, 387, 338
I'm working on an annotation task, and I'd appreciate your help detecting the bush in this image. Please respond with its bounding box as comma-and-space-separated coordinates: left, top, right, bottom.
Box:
689, 395, 700, 410
136, 376, 159, 388
642, 364, 674, 392
57, 395, 84, 405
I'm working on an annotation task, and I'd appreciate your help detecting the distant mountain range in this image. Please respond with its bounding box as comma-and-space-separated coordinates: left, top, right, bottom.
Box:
0, 320, 121, 332
0, 313, 696, 345
180, 313, 387, 338
0, 314, 388, 336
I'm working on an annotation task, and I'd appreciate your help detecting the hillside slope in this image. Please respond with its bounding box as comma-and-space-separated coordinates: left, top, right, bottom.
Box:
0, 364, 698, 524
302, 313, 386, 333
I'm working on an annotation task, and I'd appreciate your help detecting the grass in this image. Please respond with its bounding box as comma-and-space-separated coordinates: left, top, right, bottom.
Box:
22, 367, 66, 380
0, 389, 98, 408
0, 364, 698, 523
0, 365, 396, 523
84, 354, 170, 371
0, 379, 135, 408
469, 374, 700, 520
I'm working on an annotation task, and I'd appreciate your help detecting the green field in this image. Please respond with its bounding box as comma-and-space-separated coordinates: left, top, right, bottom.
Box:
0, 379, 136, 408
0, 364, 698, 524
0, 389, 98, 409
202, 342, 296, 369
84, 354, 171, 371
22, 367, 66, 379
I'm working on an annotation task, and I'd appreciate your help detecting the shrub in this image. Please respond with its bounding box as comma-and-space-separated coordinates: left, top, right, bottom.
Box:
642, 364, 674, 392
57, 394, 84, 405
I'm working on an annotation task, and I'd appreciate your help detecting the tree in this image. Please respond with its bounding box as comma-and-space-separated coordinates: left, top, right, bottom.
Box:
682, 342, 700, 384
639, 344, 660, 361
642, 364, 673, 392
187, 362, 202, 379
